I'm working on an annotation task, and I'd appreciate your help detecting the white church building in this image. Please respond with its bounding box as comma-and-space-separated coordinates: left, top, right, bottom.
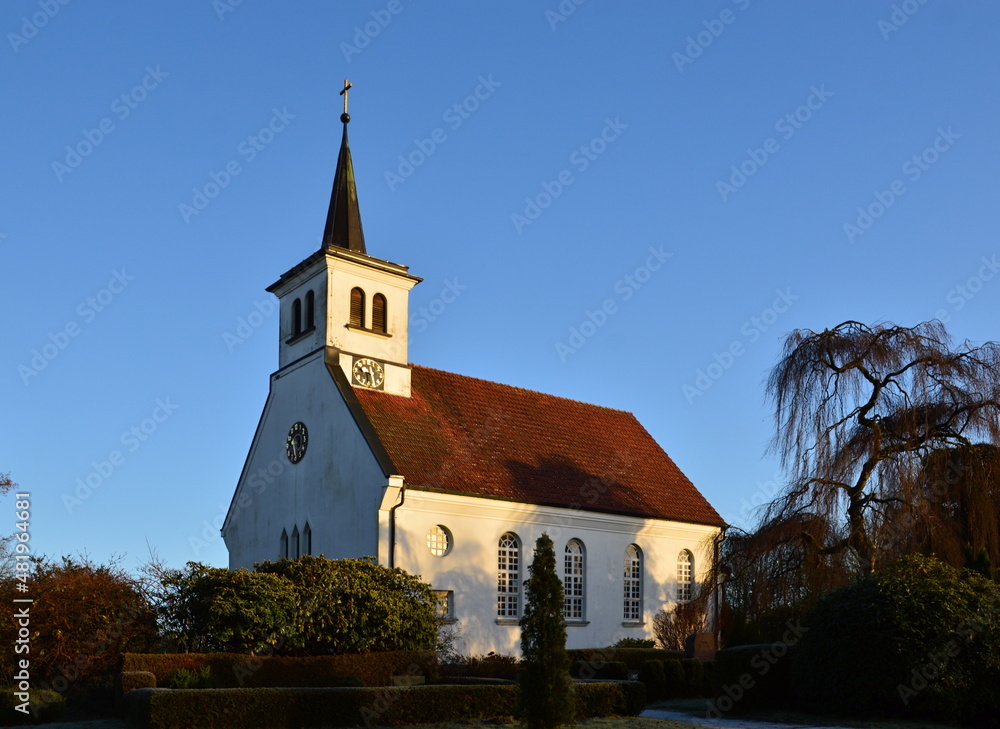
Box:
221, 87, 725, 656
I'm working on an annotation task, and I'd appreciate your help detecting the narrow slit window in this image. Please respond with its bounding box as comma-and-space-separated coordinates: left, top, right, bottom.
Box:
292, 298, 302, 336
677, 550, 693, 603
305, 290, 315, 330
350, 287, 365, 328
372, 293, 387, 333
564, 540, 585, 620
497, 533, 520, 618
624, 544, 642, 622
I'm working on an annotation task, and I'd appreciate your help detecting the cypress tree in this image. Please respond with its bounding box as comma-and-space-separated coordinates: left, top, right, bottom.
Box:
518, 533, 575, 729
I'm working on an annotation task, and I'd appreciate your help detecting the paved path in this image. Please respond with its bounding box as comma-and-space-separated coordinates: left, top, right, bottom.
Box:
641, 708, 857, 729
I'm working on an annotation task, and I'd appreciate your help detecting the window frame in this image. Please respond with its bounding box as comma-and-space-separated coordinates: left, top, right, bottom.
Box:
677, 549, 694, 603
563, 539, 586, 621
623, 544, 643, 623
497, 532, 521, 619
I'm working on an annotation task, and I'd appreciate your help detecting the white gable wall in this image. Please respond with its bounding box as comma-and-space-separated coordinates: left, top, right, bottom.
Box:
391, 489, 720, 656
222, 349, 387, 569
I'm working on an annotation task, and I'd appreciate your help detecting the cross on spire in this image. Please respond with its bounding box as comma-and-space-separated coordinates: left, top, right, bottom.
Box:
339, 79, 353, 122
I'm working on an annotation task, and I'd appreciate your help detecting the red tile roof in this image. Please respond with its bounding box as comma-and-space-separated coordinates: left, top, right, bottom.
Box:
352, 365, 724, 527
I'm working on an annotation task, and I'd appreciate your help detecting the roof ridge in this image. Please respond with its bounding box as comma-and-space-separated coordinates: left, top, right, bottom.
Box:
408, 363, 637, 417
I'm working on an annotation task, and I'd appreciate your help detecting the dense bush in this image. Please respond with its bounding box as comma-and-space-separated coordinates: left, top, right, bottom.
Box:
639, 658, 714, 701
611, 637, 655, 649
0, 688, 65, 725
256, 556, 439, 654
119, 670, 157, 694
162, 563, 298, 653
122, 650, 439, 688
566, 648, 684, 669
121, 681, 644, 728
570, 661, 628, 680
793, 555, 1000, 725
0, 557, 158, 689
440, 653, 521, 680
712, 644, 794, 714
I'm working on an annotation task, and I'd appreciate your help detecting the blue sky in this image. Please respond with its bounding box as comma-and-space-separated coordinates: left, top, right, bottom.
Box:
3, 1, 999, 572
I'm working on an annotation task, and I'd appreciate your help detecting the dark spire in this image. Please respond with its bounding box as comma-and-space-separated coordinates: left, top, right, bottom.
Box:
321, 79, 366, 254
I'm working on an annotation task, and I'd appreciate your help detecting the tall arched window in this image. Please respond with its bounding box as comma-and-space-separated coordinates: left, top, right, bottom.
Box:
292, 298, 302, 336
372, 293, 387, 333
677, 549, 694, 602
292, 526, 300, 560
303, 522, 312, 556
304, 290, 315, 330
564, 539, 585, 620
624, 544, 642, 622
280, 529, 288, 559
350, 287, 365, 328
497, 532, 520, 618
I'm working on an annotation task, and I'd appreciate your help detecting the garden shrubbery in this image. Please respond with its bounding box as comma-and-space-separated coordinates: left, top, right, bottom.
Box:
638, 657, 714, 700
122, 650, 439, 689
121, 681, 645, 729
793, 555, 1000, 725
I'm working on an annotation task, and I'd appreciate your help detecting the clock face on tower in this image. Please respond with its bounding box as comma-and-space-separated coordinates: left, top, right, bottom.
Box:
352, 357, 385, 389
286, 422, 308, 464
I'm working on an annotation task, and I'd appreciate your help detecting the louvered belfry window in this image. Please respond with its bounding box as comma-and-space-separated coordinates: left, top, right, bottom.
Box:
372, 293, 387, 333
350, 287, 365, 328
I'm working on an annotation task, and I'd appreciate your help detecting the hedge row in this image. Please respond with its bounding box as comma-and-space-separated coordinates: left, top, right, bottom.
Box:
121, 650, 438, 689
121, 681, 646, 728
638, 658, 714, 700
0, 688, 65, 725
567, 648, 683, 669
711, 645, 795, 712
570, 661, 629, 680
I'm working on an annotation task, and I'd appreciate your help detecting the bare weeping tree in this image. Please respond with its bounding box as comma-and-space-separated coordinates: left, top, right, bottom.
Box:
764, 320, 1000, 576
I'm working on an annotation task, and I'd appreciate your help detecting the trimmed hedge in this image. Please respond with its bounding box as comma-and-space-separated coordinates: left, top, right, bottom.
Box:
638, 659, 714, 701
567, 648, 683, 669
0, 688, 65, 725
121, 671, 157, 693
121, 681, 645, 728
570, 661, 629, 681
122, 650, 438, 688
712, 644, 794, 713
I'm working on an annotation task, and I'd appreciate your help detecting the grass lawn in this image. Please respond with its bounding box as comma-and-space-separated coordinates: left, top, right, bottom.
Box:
649, 699, 961, 729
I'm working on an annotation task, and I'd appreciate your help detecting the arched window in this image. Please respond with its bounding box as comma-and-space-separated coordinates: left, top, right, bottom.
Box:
305, 290, 315, 330
292, 526, 300, 560
624, 544, 643, 622
303, 522, 312, 556
350, 287, 365, 328
372, 293, 387, 333
280, 529, 288, 559
564, 540, 585, 620
497, 532, 520, 618
292, 298, 302, 336
677, 549, 694, 602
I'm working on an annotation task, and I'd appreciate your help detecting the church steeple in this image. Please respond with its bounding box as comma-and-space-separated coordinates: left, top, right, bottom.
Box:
321, 80, 366, 255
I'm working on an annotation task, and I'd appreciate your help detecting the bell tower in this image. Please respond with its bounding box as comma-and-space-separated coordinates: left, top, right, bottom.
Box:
266, 80, 421, 396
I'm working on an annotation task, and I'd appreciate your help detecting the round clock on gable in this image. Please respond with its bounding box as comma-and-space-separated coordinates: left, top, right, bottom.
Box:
286, 422, 308, 464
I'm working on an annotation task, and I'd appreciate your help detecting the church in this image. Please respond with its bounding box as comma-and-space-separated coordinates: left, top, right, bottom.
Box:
221, 83, 725, 656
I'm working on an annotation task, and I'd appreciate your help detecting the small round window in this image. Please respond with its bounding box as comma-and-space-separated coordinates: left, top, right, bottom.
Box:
426, 525, 452, 557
